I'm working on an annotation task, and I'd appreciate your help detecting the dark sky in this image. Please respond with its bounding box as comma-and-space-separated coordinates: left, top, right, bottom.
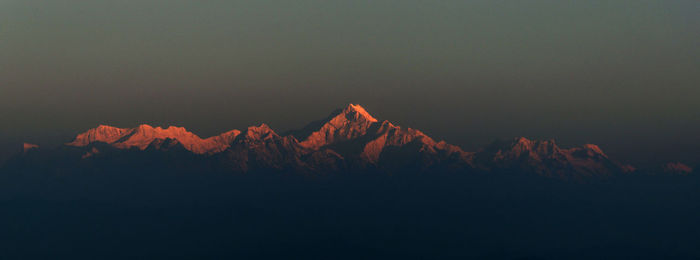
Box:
1, 0, 699, 165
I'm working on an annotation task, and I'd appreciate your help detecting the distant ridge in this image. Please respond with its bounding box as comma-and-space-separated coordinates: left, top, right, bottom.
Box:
10, 104, 642, 179
67, 124, 238, 154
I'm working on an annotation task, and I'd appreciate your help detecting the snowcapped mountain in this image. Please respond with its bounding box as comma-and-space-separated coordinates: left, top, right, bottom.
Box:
293, 104, 379, 150
473, 137, 635, 180
287, 104, 472, 170
8, 104, 639, 179
67, 124, 237, 155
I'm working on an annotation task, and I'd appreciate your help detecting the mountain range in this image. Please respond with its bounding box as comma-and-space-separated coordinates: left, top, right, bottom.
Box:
5, 104, 692, 179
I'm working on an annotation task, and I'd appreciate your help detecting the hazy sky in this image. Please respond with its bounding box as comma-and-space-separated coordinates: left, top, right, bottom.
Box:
1, 0, 699, 165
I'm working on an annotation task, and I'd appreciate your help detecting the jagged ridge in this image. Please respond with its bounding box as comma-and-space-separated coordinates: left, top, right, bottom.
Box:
30, 104, 634, 178
67, 124, 239, 155
473, 137, 634, 180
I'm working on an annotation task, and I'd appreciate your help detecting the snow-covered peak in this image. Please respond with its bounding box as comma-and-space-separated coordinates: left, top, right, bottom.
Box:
297, 104, 379, 149
67, 124, 236, 155
67, 124, 133, 146
344, 104, 378, 123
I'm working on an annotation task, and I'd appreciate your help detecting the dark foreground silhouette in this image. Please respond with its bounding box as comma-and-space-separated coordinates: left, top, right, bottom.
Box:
1, 167, 698, 259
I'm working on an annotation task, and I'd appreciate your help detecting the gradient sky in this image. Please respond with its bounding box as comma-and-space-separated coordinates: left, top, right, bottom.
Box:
1, 0, 699, 166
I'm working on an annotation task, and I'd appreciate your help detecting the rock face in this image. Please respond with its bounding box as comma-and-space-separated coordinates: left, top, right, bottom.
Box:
32, 104, 631, 178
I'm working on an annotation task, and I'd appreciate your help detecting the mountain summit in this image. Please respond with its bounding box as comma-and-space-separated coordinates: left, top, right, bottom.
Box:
296, 104, 380, 149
